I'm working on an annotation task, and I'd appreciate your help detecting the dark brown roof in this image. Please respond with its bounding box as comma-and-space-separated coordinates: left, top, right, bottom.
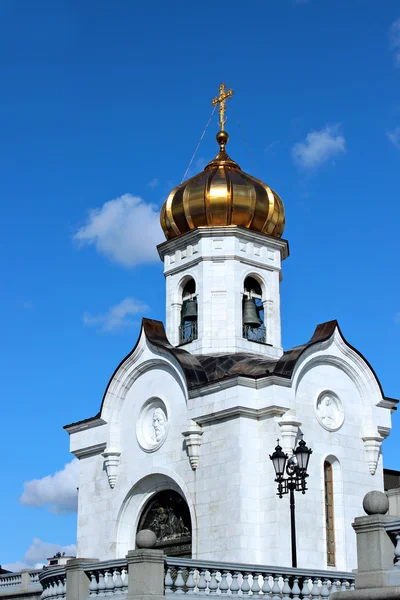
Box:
65, 318, 397, 431
384, 468, 400, 491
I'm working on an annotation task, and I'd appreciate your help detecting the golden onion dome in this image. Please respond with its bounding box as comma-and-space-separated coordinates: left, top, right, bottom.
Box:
160, 129, 285, 241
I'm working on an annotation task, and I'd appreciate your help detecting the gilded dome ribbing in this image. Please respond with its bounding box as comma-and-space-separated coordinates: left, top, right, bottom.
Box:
160, 130, 285, 241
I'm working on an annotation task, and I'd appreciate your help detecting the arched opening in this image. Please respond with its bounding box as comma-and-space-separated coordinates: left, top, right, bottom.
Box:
137, 489, 192, 557
179, 278, 198, 345
242, 276, 266, 343
324, 460, 336, 566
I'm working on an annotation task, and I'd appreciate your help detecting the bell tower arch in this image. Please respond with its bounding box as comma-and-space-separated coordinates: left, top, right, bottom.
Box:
158, 226, 288, 358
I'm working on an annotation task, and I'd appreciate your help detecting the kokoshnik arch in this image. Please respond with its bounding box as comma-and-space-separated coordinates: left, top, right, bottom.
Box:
64, 83, 397, 570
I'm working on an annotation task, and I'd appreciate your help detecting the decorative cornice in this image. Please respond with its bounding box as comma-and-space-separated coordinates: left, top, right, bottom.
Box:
64, 417, 106, 434
157, 226, 289, 261
72, 442, 107, 460
193, 405, 289, 425
188, 374, 291, 398
377, 398, 398, 411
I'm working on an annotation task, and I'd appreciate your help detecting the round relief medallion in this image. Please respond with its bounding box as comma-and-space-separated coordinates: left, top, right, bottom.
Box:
136, 398, 169, 452
316, 391, 344, 432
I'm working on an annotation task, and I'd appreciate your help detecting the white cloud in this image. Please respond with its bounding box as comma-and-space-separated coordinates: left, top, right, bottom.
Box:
146, 177, 159, 189
74, 194, 163, 267
3, 540, 76, 572
292, 124, 346, 169
20, 459, 79, 514
83, 297, 148, 332
389, 18, 400, 67
387, 127, 400, 149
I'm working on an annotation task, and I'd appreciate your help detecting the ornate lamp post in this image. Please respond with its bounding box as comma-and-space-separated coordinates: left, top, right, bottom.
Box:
270, 436, 312, 568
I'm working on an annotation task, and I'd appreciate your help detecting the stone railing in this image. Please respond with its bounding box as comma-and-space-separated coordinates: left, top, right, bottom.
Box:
39, 566, 66, 599
164, 557, 355, 599
0, 569, 42, 597
0, 555, 355, 600
83, 559, 129, 598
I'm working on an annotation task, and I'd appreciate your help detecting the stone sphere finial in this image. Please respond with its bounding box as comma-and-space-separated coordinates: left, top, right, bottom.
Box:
362, 490, 389, 515
136, 529, 157, 549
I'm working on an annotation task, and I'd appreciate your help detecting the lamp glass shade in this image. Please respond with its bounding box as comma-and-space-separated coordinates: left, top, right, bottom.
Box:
294, 438, 312, 472
269, 443, 288, 478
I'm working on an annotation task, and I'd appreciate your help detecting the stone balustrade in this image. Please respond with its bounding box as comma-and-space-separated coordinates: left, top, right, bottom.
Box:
164, 557, 355, 599
0, 569, 42, 597
39, 566, 67, 599
0, 556, 355, 600
83, 560, 129, 598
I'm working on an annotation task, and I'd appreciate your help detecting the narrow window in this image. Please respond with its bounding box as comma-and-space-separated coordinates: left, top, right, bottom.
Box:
324, 461, 336, 566
179, 279, 198, 345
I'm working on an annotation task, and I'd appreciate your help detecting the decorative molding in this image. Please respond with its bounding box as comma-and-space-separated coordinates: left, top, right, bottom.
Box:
188, 374, 291, 398
377, 398, 398, 410
193, 405, 289, 425
157, 226, 288, 261
377, 426, 391, 439
182, 421, 203, 470
102, 450, 121, 489
64, 417, 107, 435
72, 442, 107, 460
362, 436, 384, 475
277, 416, 302, 455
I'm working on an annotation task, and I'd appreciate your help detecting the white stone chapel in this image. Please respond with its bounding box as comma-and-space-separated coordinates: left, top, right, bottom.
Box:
65, 85, 397, 573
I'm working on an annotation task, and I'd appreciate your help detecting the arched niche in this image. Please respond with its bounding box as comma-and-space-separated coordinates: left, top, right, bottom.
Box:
242, 275, 266, 343
115, 471, 196, 559
179, 278, 198, 345
137, 489, 192, 557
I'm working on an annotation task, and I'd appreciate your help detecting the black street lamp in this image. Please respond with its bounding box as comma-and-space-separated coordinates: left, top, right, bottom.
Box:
270, 436, 312, 568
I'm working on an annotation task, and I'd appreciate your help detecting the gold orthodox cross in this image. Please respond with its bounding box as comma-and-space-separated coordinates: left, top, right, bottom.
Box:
212, 82, 234, 131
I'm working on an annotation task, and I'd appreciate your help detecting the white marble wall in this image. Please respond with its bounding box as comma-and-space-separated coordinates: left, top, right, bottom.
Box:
159, 227, 288, 357
68, 323, 393, 572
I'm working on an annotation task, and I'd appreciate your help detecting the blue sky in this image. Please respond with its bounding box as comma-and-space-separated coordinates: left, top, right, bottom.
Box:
1, 0, 400, 570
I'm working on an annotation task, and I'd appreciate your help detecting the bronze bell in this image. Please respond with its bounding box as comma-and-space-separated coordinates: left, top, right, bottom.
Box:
243, 298, 262, 328
181, 299, 197, 321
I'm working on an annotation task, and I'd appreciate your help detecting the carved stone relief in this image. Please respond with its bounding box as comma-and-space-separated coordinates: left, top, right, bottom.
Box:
136, 398, 169, 452
316, 391, 344, 432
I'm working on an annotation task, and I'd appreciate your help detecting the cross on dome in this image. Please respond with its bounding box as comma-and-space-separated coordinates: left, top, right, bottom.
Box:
212, 82, 234, 131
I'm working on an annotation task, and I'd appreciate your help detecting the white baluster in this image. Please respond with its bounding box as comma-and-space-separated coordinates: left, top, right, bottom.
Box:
122, 569, 128, 594
241, 573, 251, 596
98, 571, 106, 598
105, 570, 115, 596
292, 577, 301, 600
56, 578, 64, 599
251, 573, 261, 596
175, 569, 185, 595
320, 579, 329, 600
230, 572, 240, 596
186, 569, 196, 595
209, 571, 218, 595
165, 568, 173, 593
350, 581, 355, 591
198, 570, 207, 594
341, 581, 347, 592
89, 571, 97, 598
301, 577, 311, 599
262, 574, 272, 597
311, 578, 320, 600
282, 576, 291, 600
114, 569, 123, 595
271, 575, 280, 600
62, 576, 67, 600
330, 580, 338, 595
